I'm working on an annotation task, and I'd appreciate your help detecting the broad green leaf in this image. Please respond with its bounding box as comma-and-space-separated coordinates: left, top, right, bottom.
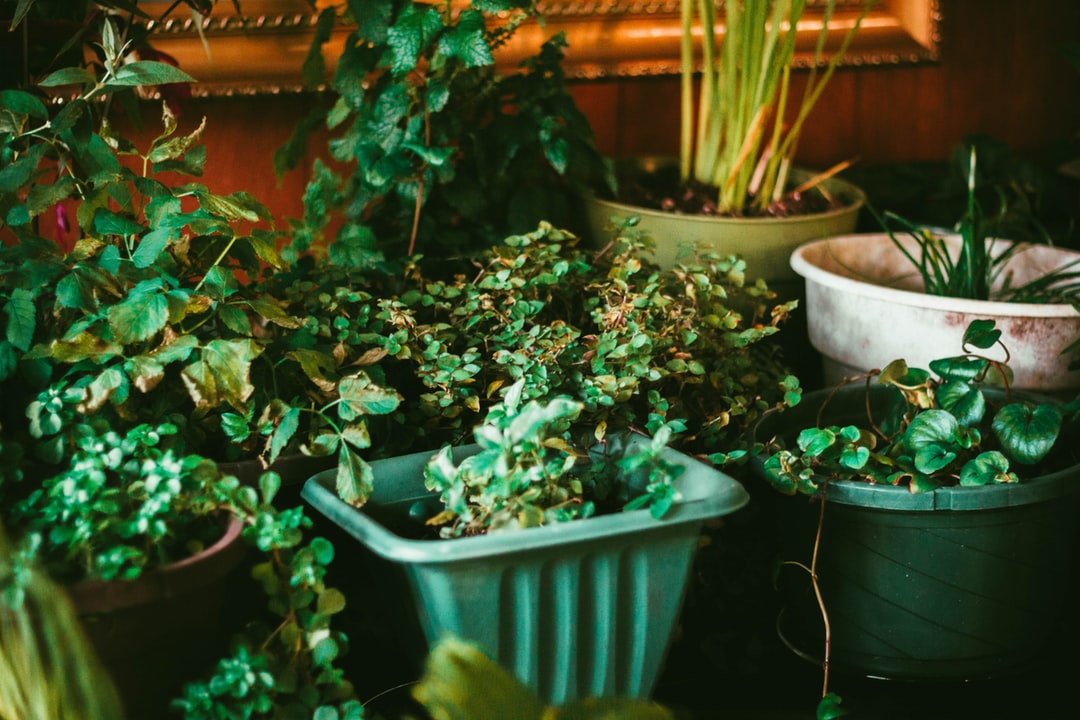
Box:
992, 403, 1063, 465
904, 409, 959, 452
195, 190, 261, 222
936, 380, 985, 426
436, 9, 494, 68
412, 636, 547, 720
336, 445, 373, 507
268, 406, 301, 465
259, 471, 282, 505
180, 338, 261, 410
796, 427, 836, 457
386, 4, 443, 76
39, 67, 96, 87
338, 372, 402, 421
839, 444, 870, 471
963, 319, 1001, 349
131, 226, 175, 268
913, 442, 957, 475
929, 355, 989, 382
25, 176, 75, 218
0, 89, 49, 119
218, 305, 252, 336
110, 61, 197, 87
94, 209, 144, 237
4, 288, 35, 351
108, 281, 169, 344
959, 451, 1016, 487
340, 423, 372, 450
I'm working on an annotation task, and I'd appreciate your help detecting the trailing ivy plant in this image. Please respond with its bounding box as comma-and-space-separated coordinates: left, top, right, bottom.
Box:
754, 319, 1068, 715
422, 378, 684, 538
759, 319, 1065, 496
282, 0, 614, 264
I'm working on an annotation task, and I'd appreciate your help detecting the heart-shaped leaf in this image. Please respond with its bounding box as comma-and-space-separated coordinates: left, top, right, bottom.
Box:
797, 427, 837, 458
913, 442, 957, 475
904, 409, 959, 452
929, 355, 989, 382
963, 319, 1001, 349
992, 403, 1063, 465
936, 380, 985, 426
959, 451, 1017, 486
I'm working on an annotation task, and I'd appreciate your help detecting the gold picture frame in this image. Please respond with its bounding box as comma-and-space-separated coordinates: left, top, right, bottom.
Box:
143, 0, 941, 96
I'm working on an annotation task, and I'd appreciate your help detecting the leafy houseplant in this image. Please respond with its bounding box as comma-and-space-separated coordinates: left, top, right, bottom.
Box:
791, 144, 1080, 393
283, 0, 614, 264
302, 378, 753, 705
679, 0, 871, 216
0, 18, 406, 500
750, 319, 1079, 706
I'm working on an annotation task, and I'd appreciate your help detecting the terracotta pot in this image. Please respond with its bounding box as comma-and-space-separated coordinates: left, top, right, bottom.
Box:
791, 233, 1080, 393
66, 515, 247, 718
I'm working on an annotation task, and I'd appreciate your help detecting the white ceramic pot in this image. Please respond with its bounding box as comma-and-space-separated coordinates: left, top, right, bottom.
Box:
791, 233, 1080, 393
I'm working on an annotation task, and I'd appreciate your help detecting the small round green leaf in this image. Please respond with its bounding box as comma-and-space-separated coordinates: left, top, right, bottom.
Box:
959, 451, 1015, 487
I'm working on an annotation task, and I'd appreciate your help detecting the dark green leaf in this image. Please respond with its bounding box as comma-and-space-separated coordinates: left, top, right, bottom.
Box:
959, 451, 1015, 487
338, 372, 401, 421
913, 442, 957, 475
108, 281, 169, 343
268, 406, 301, 465
936, 380, 985, 426
4, 288, 35, 351
110, 61, 197, 87
94, 209, 144, 237
796, 427, 836, 457
992, 403, 1063, 465
904, 409, 959, 451
0, 90, 49, 120
39, 67, 96, 87
963, 319, 1001, 349
436, 9, 494, 68
387, 5, 443, 76
0, 341, 16, 382
929, 355, 989, 382
131, 226, 175, 268
336, 445, 374, 507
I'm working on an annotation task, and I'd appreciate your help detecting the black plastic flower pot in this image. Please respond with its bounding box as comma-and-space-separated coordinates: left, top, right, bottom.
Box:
749, 385, 1080, 681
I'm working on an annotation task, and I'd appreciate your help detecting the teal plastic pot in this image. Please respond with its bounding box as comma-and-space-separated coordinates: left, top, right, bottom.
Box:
301, 435, 749, 704
750, 386, 1080, 680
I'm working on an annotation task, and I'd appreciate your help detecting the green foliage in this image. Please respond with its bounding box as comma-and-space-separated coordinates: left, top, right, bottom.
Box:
680, 0, 872, 215
877, 146, 1080, 302
0, 24, 401, 483
283, 0, 614, 262
760, 320, 1065, 496
422, 378, 684, 537
412, 634, 675, 720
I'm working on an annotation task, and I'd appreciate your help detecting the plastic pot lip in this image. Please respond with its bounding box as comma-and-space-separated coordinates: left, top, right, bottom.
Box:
790, 233, 1080, 318
588, 166, 866, 228
302, 438, 750, 565
748, 385, 1080, 512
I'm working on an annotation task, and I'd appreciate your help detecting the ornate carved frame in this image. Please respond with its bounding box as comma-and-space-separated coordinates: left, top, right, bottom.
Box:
142, 1, 941, 96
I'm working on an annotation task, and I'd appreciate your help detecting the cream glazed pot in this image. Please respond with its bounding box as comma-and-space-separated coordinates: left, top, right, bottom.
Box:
790, 233, 1080, 393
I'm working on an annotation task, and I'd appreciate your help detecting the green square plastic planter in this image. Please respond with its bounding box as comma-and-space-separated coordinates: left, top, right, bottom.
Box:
301, 436, 749, 704
750, 386, 1080, 681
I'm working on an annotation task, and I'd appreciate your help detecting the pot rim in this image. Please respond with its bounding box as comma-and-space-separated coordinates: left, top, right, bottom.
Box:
791, 233, 1080, 318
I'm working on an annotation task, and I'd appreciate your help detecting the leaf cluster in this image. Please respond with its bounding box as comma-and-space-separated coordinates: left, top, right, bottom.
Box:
422, 378, 685, 537
761, 319, 1066, 495
877, 146, 1080, 303
283, 0, 614, 262
0, 26, 403, 490
270, 219, 801, 508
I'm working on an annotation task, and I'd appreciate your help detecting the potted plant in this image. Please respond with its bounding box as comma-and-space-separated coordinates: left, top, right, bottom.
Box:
282, 0, 614, 266
0, 15, 410, 504
792, 145, 1080, 393
302, 377, 752, 706
749, 319, 1080, 707
581, 0, 871, 295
